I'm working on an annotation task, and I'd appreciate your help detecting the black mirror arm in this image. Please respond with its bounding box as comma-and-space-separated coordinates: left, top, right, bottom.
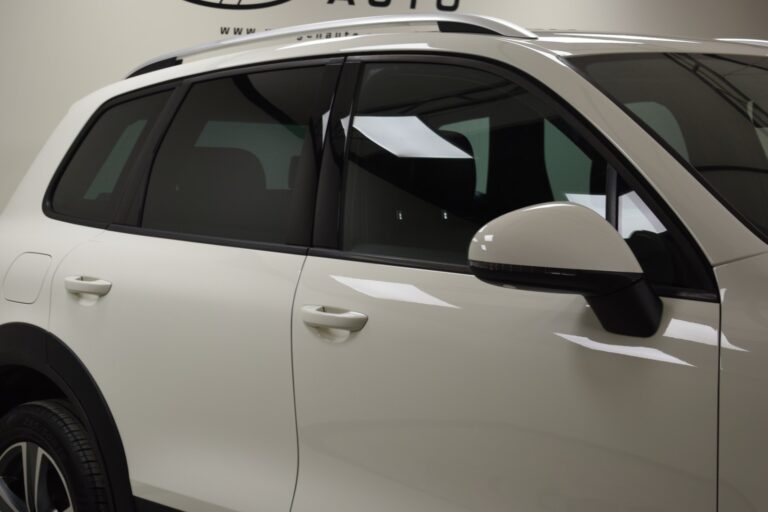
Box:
586, 278, 662, 338
469, 261, 663, 337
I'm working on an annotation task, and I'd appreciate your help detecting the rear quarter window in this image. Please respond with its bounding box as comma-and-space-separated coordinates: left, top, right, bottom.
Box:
49, 91, 171, 224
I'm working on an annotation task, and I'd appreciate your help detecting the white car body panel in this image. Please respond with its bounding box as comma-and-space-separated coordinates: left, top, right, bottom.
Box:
292, 257, 718, 512
0, 20, 767, 512
715, 253, 768, 511
49, 230, 302, 511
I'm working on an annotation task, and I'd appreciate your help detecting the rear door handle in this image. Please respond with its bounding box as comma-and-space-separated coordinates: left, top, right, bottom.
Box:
64, 276, 112, 297
301, 305, 368, 332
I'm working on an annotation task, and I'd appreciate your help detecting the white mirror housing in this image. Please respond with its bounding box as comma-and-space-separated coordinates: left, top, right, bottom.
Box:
468, 202, 662, 337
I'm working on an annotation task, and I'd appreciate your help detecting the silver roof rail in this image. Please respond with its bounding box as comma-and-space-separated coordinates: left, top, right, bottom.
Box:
716, 38, 768, 48
128, 14, 537, 78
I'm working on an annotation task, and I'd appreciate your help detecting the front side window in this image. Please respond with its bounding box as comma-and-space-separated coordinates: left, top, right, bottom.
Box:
340, 62, 697, 289
51, 91, 171, 223
572, 53, 768, 240
142, 66, 329, 244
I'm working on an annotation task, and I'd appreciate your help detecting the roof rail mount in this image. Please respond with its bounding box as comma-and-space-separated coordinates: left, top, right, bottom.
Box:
128, 14, 536, 78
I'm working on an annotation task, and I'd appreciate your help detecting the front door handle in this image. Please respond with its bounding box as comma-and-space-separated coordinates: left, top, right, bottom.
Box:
64, 276, 112, 297
301, 305, 368, 332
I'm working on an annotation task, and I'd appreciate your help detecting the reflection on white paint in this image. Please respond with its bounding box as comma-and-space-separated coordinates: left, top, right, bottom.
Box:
717, 38, 768, 47
555, 332, 693, 367
331, 275, 459, 309
539, 36, 643, 45
722, 334, 748, 352
353, 116, 472, 159
663, 318, 748, 352
346, 43, 436, 52
618, 191, 666, 237
663, 318, 716, 346
565, 33, 696, 43
518, 45, 575, 66
280, 36, 363, 51
564, 193, 606, 217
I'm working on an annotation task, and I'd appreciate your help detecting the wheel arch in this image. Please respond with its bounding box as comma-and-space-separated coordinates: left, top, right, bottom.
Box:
0, 322, 135, 512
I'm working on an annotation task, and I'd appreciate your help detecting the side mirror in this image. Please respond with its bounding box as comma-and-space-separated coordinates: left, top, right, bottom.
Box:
468, 202, 662, 337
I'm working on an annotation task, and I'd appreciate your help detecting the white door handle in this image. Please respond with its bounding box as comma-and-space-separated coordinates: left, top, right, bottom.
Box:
64, 276, 112, 297
301, 305, 368, 332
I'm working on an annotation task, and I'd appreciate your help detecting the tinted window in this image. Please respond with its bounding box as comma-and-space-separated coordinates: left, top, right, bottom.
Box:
142, 67, 328, 244
51, 91, 170, 223
573, 53, 768, 240
341, 62, 693, 288
342, 63, 608, 265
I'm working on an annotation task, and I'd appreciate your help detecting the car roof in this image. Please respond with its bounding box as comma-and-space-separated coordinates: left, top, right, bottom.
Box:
108, 14, 768, 102
126, 14, 768, 82
529, 29, 768, 58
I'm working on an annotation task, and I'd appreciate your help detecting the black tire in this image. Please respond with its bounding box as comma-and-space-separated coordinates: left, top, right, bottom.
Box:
0, 400, 112, 512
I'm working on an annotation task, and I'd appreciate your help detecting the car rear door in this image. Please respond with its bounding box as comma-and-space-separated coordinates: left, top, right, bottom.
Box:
48, 59, 341, 512
290, 56, 720, 512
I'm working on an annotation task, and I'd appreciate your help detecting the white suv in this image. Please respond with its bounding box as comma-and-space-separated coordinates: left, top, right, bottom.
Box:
1, 13, 767, 512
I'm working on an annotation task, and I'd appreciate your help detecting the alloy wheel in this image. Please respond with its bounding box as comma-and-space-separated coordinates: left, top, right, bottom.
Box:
0, 442, 73, 512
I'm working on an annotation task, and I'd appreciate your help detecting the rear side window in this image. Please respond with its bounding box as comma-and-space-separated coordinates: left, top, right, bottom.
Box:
340, 62, 701, 290
142, 66, 328, 244
51, 91, 171, 224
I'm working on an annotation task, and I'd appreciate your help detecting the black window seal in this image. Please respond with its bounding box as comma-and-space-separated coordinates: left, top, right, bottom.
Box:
112, 82, 191, 227
306, 248, 716, 302
568, 51, 768, 249
109, 224, 309, 256
312, 52, 719, 303
309, 247, 471, 274
42, 82, 179, 229
313, 61, 362, 249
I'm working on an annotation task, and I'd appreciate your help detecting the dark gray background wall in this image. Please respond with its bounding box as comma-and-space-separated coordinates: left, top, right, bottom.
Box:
1, 0, 767, 209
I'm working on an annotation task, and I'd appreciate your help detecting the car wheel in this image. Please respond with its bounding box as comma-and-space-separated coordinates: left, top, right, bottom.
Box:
0, 400, 111, 512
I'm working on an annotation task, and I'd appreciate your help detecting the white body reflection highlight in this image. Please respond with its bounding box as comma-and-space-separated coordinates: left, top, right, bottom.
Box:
663, 318, 748, 352
618, 191, 666, 237
353, 116, 472, 159
564, 193, 606, 217
555, 332, 693, 367
331, 275, 459, 309
565, 33, 697, 43
538, 36, 643, 45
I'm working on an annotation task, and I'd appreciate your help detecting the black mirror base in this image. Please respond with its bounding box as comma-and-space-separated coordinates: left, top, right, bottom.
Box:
587, 278, 663, 337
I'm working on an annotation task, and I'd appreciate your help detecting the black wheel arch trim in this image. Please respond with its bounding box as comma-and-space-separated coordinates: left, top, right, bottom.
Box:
134, 497, 184, 512
0, 322, 136, 512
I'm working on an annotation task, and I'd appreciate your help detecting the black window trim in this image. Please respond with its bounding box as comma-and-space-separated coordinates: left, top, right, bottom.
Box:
45, 55, 345, 257
43, 83, 179, 229
311, 52, 719, 302
108, 224, 309, 256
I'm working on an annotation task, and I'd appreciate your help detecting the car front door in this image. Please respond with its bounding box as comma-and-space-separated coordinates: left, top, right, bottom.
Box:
48, 61, 340, 512
290, 56, 720, 512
